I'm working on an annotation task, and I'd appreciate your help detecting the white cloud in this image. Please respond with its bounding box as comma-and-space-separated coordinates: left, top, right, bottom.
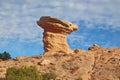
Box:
0, 0, 120, 44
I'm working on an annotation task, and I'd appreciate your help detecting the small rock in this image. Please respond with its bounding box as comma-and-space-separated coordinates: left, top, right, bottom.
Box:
38, 59, 51, 66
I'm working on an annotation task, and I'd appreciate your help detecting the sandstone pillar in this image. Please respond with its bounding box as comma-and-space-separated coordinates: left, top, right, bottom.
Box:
37, 16, 78, 53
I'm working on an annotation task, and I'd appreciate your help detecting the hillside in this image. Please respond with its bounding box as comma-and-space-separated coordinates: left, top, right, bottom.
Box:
0, 45, 120, 80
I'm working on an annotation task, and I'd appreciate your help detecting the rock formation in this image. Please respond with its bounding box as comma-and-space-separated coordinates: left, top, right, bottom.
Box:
37, 16, 78, 53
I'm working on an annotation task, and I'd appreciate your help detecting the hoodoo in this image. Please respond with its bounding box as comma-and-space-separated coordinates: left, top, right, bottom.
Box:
37, 16, 78, 53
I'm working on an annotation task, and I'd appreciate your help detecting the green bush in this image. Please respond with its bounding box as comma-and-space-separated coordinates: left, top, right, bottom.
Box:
6, 66, 42, 80
76, 77, 83, 80
6, 66, 57, 80
42, 72, 57, 80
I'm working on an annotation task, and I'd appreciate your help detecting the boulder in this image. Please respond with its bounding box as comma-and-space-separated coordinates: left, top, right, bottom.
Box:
88, 44, 102, 51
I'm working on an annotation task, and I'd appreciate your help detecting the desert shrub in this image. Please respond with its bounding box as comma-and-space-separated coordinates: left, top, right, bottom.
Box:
76, 77, 83, 80
42, 72, 57, 80
0, 51, 11, 61
6, 66, 42, 80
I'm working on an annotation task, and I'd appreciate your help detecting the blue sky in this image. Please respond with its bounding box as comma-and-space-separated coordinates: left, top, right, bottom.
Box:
0, 0, 120, 58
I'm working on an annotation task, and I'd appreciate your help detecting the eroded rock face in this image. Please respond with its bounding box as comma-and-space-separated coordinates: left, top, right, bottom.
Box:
90, 48, 120, 80
37, 16, 78, 53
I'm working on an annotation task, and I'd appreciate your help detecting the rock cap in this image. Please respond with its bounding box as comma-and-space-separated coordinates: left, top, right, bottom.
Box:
37, 16, 78, 34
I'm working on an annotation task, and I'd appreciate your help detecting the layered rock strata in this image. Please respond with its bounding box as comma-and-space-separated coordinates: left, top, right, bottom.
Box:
37, 16, 78, 53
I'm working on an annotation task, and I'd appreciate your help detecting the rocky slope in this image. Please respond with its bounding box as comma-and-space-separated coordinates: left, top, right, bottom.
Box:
0, 45, 120, 80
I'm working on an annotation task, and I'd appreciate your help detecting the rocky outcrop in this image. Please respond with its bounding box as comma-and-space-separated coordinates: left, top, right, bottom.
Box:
37, 16, 78, 53
88, 44, 103, 51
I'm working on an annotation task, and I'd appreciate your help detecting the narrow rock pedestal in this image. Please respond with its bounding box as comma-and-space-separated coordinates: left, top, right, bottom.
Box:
37, 16, 78, 53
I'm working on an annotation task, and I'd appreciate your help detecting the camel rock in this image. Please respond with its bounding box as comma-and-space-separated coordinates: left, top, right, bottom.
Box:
37, 16, 78, 53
